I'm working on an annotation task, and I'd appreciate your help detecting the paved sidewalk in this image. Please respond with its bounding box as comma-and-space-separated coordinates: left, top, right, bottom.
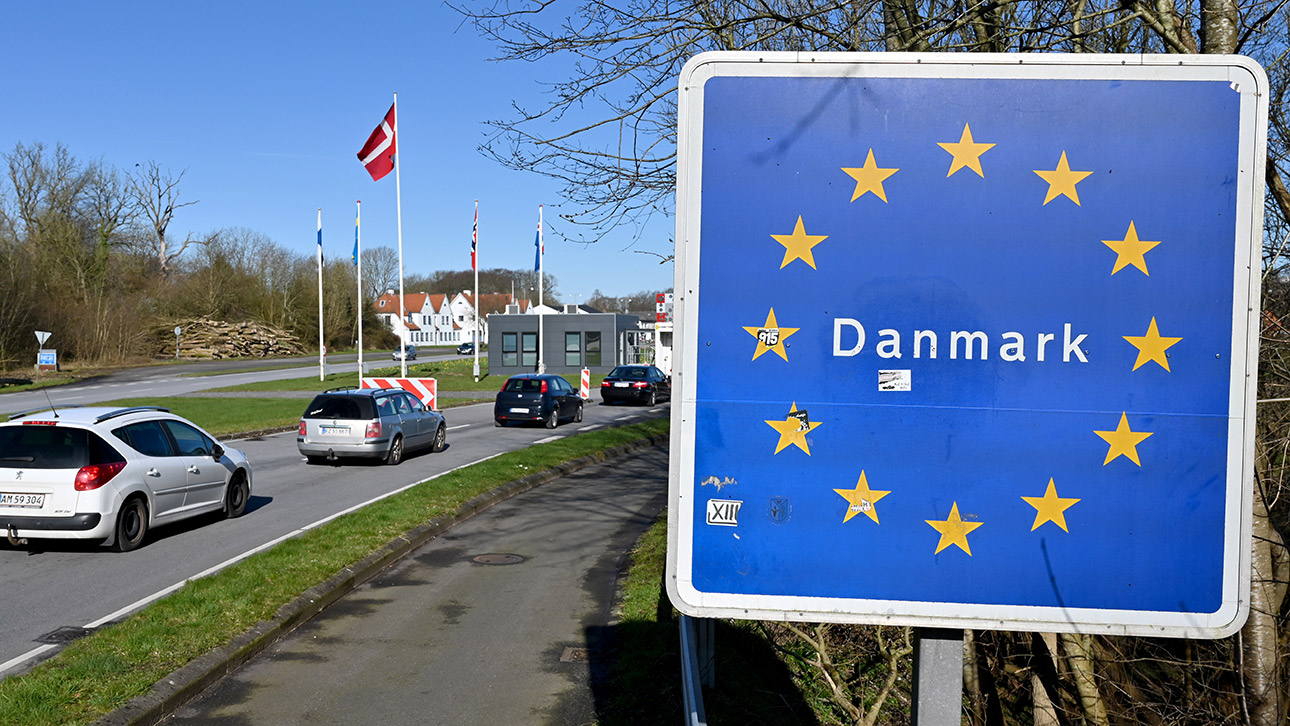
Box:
163, 445, 669, 725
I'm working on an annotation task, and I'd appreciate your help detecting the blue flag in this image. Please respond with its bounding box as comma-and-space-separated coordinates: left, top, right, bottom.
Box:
680, 64, 1261, 631
533, 204, 543, 271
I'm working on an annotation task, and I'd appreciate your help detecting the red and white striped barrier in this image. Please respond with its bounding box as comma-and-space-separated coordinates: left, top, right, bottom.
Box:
361, 377, 438, 410
580, 368, 590, 400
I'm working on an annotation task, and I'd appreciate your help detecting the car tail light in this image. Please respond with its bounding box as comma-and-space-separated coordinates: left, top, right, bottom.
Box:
600, 381, 610, 387
365, 421, 381, 439
75, 461, 126, 491
540, 380, 548, 393
633, 382, 649, 388
299, 420, 307, 436
22, 420, 57, 426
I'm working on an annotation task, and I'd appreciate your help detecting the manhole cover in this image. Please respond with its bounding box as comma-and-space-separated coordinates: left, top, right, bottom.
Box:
471, 553, 525, 565
35, 626, 95, 645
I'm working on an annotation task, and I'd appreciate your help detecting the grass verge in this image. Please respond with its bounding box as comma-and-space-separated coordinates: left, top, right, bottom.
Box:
206, 357, 606, 394
0, 417, 669, 726
97, 396, 493, 439
98, 397, 308, 437
603, 512, 827, 725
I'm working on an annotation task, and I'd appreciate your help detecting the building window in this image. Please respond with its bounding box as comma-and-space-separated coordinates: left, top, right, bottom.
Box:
503, 332, 518, 367
585, 331, 601, 367
565, 332, 581, 367
522, 332, 538, 368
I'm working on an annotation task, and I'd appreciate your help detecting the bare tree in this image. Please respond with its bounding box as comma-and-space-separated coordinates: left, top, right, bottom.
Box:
361, 245, 401, 300
126, 161, 211, 277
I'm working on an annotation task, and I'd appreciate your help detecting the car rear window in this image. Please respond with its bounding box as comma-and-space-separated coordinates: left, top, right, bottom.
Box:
304, 395, 374, 420
503, 378, 544, 393
609, 367, 647, 379
0, 425, 125, 469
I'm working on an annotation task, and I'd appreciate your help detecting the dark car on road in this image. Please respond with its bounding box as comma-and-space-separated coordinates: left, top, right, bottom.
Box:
600, 365, 671, 406
494, 374, 584, 429
298, 387, 446, 465
456, 342, 475, 355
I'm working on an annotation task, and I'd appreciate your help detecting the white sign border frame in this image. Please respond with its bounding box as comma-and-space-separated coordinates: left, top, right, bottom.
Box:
667, 51, 1268, 638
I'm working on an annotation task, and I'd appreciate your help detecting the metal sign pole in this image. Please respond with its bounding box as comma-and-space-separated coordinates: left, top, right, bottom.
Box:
911, 628, 964, 725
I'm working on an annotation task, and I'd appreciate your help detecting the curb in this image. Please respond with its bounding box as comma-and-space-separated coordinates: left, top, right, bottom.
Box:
96, 431, 669, 726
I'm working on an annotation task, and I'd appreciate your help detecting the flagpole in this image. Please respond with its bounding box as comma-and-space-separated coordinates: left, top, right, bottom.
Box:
356, 200, 364, 384
473, 199, 480, 382
537, 203, 545, 374
317, 208, 325, 382
394, 92, 407, 378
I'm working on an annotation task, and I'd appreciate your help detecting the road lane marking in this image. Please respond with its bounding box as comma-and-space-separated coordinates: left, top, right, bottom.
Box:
447, 424, 471, 430
578, 425, 603, 432
0, 644, 57, 677
533, 435, 560, 444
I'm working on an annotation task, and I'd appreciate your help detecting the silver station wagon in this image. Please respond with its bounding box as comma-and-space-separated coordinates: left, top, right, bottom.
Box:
297, 387, 446, 465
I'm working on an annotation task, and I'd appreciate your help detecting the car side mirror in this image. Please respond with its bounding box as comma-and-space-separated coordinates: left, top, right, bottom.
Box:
211, 443, 225, 460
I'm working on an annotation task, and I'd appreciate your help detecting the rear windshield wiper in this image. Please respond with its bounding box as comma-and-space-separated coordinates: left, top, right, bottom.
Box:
0, 456, 36, 462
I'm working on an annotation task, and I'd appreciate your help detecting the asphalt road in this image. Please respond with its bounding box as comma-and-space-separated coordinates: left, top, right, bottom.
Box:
164, 445, 670, 725
0, 352, 462, 417
0, 391, 667, 678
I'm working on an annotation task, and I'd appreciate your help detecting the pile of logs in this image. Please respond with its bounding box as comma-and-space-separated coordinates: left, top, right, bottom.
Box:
158, 318, 306, 359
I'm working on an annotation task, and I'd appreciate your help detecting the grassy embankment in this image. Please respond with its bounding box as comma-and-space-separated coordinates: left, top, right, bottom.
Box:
605, 514, 844, 725
0, 417, 669, 726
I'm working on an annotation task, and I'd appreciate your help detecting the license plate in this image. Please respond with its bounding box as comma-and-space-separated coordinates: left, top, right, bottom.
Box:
614, 382, 630, 387
510, 407, 530, 413
320, 426, 350, 435
0, 493, 44, 508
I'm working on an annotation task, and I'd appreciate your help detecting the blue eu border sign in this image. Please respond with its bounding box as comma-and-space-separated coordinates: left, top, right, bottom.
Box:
666, 53, 1268, 638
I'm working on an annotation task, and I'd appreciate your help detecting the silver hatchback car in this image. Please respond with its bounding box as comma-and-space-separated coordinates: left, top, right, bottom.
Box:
297, 387, 446, 465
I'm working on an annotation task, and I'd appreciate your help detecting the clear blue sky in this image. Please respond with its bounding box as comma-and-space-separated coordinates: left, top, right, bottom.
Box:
0, 2, 675, 302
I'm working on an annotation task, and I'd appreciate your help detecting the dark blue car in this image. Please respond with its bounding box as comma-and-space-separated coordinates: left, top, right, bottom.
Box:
494, 374, 584, 428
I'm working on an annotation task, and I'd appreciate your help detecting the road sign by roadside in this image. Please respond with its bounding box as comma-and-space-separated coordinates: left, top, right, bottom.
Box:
36, 349, 57, 371
667, 53, 1268, 638
34, 331, 51, 346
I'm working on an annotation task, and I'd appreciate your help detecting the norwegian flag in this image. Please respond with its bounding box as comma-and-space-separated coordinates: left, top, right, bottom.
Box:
357, 103, 397, 181
471, 201, 478, 271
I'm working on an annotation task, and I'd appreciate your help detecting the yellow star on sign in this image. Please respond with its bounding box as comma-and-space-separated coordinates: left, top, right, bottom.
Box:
1123, 317, 1182, 372
765, 402, 821, 455
742, 308, 799, 361
1102, 221, 1162, 275
925, 502, 983, 556
1033, 151, 1093, 206
770, 216, 828, 269
937, 123, 995, 178
1095, 412, 1153, 466
834, 471, 890, 524
1021, 478, 1080, 532
842, 149, 898, 202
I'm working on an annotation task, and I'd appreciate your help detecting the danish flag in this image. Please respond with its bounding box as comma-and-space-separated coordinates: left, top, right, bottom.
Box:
357, 103, 397, 181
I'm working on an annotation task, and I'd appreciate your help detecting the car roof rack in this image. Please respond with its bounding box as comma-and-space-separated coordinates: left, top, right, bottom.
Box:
94, 406, 171, 423
7, 404, 85, 421
324, 386, 361, 393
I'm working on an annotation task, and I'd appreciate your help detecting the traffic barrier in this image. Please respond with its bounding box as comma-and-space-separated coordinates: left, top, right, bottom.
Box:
361, 377, 438, 410
580, 368, 590, 400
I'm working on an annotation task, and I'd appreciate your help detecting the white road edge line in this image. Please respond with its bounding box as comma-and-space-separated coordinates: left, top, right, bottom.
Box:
0, 644, 57, 678
446, 424, 471, 430
578, 425, 603, 432
532, 435, 560, 444
75, 451, 506, 632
